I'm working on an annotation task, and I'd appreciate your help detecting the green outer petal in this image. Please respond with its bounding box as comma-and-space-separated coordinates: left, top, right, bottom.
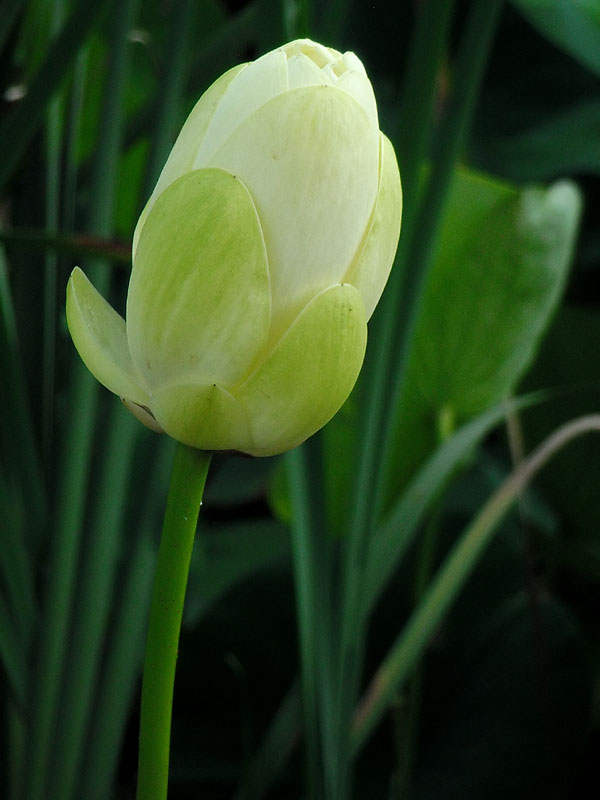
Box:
132, 63, 247, 258
235, 283, 367, 457
127, 168, 270, 392
343, 133, 402, 320
205, 85, 379, 338
66, 267, 149, 405
150, 383, 253, 452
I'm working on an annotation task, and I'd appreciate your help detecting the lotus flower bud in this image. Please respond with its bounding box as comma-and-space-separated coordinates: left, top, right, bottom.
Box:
66, 39, 402, 456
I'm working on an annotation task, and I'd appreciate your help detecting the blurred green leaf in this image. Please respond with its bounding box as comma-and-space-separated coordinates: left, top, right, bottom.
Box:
114, 138, 149, 237
0, 0, 108, 192
511, 0, 600, 77
384, 168, 581, 502
0, 248, 45, 530
355, 414, 600, 753
365, 391, 547, 617
415, 592, 588, 800
184, 520, 290, 626
0, 0, 26, 57
0, 470, 36, 649
322, 393, 360, 536
269, 392, 360, 537
118, 2, 259, 161
0, 592, 26, 709
12, 0, 55, 78
74, 32, 106, 163
412, 175, 579, 415
0, 473, 29, 708
523, 306, 600, 540
478, 99, 600, 180
268, 458, 292, 526
235, 678, 301, 800
205, 454, 280, 508
472, 6, 600, 182
0, 228, 131, 263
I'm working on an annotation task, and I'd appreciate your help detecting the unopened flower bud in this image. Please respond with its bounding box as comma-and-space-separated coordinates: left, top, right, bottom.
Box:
67, 39, 402, 456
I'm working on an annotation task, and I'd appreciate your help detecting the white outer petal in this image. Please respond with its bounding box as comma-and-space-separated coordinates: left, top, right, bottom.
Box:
194, 49, 289, 166
206, 85, 379, 336
336, 69, 378, 129
287, 53, 329, 88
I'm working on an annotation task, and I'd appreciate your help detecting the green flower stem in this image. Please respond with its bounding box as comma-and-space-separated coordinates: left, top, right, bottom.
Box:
137, 443, 212, 800
80, 438, 174, 800
351, 415, 600, 752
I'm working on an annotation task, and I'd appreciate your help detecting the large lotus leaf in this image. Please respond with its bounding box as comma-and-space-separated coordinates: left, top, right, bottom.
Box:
412, 177, 580, 416
235, 283, 367, 457
66, 267, 148, 406
205, 86, 379, 338
127, 167, 270, 394
383, 169, 581, 504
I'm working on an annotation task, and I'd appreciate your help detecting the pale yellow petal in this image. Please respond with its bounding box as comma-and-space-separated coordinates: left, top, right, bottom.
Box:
287, 53, 329, 88
193, 49, 288, 166
127, 168, 271, 393
207, 86, 379, 336
336, 69, 378, 129
343, 133, 402, 319
235, 283, 367, 456
150, 382, 253, 452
